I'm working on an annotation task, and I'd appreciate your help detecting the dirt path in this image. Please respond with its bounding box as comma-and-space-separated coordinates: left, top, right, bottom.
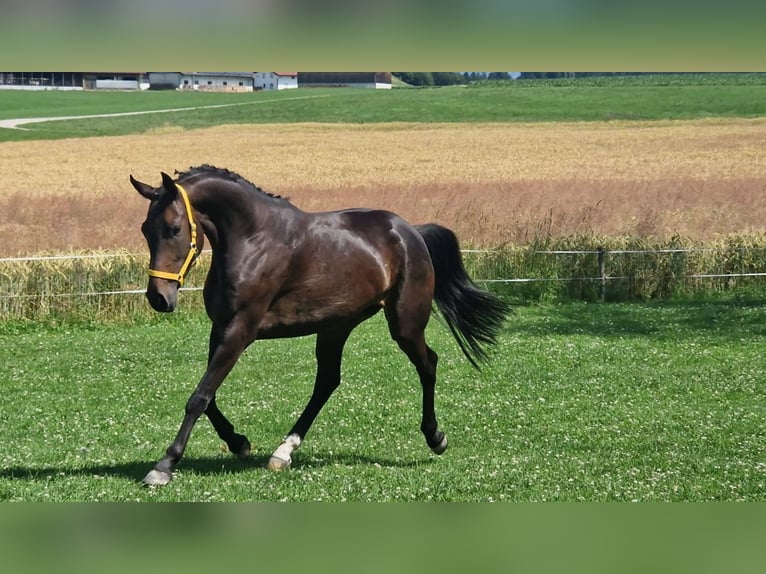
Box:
0, 94, 328, 130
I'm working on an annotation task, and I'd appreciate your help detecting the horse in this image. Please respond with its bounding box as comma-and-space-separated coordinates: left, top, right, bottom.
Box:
130, 165, 510, 486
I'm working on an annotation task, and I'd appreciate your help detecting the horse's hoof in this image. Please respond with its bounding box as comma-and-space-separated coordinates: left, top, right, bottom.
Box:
143, 469, 173, 486
235, 437, 252, 459
267, 455, 291, 471
430, 434, 448, 455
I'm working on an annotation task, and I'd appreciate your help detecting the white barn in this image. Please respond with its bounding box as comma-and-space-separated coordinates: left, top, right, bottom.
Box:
255, 72, 298, 90
147, 72, 298, 92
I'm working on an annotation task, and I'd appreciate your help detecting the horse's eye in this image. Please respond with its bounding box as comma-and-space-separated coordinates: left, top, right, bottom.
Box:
162, 225, 182, 239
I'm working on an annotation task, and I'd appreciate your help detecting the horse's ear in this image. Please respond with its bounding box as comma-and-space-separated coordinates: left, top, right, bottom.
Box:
130, 174, 159, 200
160, 172, 178, 200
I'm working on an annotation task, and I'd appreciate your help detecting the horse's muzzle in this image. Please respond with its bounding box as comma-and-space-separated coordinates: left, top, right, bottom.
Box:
146, 283, 177, 313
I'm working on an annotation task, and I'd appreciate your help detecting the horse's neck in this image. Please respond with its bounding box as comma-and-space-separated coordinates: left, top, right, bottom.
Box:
189, 183, 290, 252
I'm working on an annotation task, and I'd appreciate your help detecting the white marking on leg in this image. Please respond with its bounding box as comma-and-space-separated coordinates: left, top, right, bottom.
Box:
268, 433, 302, 471
143, 469, 173, 486
431, 434, 448, 455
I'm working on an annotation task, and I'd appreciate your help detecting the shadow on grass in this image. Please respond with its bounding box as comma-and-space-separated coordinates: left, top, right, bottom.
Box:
0, 451, 432, 483
510, 298, 766, 341
0, 457, 260, 483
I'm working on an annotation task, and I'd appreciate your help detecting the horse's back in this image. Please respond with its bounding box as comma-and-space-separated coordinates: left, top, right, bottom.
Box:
334, 208, 436, 310
332, 208, 433, 277
257, 208, 430, 336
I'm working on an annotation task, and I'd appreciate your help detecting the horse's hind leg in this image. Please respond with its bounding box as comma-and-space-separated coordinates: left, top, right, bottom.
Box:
399, 333, 447, 454
268, 329, 352, 470
386, 308, 448, 455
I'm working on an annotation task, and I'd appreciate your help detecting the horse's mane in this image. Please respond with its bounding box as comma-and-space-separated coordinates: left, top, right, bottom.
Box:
175, 164, 285, 201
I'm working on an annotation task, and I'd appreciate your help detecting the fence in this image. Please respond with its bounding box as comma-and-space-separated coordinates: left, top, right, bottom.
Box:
463, 245, 766, 302
3, 239, 766, 321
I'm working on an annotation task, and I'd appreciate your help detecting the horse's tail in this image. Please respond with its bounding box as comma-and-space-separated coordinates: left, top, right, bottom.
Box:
416, 223, 510, 370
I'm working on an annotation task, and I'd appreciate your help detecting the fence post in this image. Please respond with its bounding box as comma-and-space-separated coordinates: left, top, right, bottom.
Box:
597, 246, 606, 302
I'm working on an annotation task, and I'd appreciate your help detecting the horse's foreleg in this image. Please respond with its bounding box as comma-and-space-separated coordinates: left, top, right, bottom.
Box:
206, 396, 251, 459
203, 329, 250, 458
143, 321, 250, 486
268, 330, 351, 470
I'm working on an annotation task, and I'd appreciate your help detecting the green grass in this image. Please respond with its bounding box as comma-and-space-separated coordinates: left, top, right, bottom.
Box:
2, 76, 766, 141
2, 299, 765, 501
476, 73, 766, 88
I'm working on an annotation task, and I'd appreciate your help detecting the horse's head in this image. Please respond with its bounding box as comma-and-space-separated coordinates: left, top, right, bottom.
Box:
130, 172, 203, 313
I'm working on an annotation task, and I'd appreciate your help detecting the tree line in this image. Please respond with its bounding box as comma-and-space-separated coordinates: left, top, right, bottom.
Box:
394, 72, 725, 86
394, 72, 632, 86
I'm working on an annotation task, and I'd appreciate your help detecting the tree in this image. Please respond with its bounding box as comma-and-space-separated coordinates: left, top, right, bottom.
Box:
394, 72, 434, 86
518, 72, 567, 80
432, 72, 467, 86
395, 72, 469, 86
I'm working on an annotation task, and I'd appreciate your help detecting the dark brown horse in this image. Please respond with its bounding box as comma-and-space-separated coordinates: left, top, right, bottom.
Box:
130, 165, 509, 486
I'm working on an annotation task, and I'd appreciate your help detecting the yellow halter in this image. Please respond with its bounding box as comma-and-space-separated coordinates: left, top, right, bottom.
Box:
147, 183, 200, 286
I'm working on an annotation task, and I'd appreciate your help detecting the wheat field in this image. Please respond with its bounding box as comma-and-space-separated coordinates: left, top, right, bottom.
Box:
1, 119, 765, 254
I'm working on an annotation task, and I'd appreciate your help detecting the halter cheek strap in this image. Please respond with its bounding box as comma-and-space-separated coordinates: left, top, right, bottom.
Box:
147, 183, 200, 286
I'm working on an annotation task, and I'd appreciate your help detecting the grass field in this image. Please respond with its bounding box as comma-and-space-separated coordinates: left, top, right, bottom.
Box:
2, 300, 765, 501
2, 76, 766, 141
0, 89, 268, 122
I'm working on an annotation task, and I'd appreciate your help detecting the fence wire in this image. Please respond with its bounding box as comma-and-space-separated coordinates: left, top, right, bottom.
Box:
2, 247, 766, 300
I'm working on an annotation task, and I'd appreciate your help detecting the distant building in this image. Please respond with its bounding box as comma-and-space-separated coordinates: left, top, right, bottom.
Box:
0, 72, 147, 90
1, 72, 392, 91
255, 72, 298, 90
148, 72, 251, 91
298, 72, 392, 89
147, 72, 298, 92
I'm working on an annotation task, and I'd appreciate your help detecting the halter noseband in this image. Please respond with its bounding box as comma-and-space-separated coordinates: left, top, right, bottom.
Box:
147, 183, 200, 286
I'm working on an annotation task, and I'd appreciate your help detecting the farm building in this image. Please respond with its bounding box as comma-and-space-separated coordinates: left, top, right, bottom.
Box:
0, 72, 148, 90
147, 72, 298, 92
1, 72, 390, 91
255, 72, 298, 90
154, 72, 383, 90
297, 72, 392, 89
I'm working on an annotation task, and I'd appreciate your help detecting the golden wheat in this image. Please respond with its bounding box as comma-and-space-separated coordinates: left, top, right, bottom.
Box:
1, 119, 765, 254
